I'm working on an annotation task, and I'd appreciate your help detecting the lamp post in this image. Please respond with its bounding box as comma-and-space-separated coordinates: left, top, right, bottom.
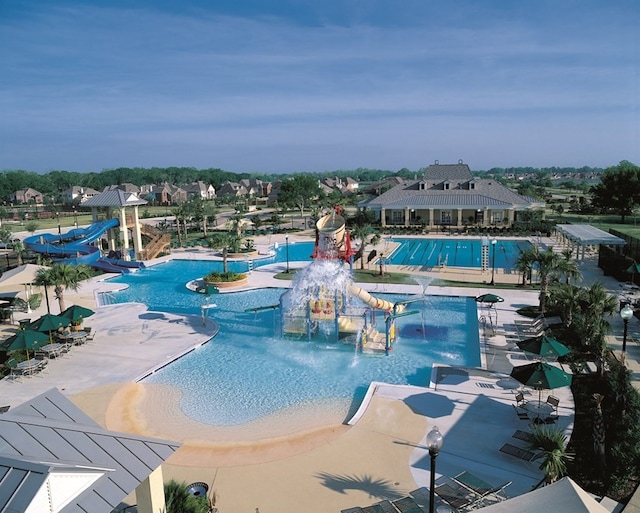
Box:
490, 239, 497, 285
285, 234, 290, 273
56, 212, 61, 236
621, 304, 634, 363
426, 425, 444, 513
73, 206, 78, 229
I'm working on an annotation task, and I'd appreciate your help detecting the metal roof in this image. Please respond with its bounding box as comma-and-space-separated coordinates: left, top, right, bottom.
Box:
555, 224, 626, 246
0, 388, 179, 513
82, 189, 147, 208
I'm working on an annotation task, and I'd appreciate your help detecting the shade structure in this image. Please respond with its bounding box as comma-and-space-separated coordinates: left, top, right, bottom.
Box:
475, 293, 505, 304
60, 305, 95, 324
517, 335, 571, 359
626, 263, 640, 274
1, 329, 49, 360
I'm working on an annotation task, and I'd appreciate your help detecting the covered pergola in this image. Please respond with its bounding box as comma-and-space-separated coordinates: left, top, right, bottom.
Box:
555, 224, 626, 260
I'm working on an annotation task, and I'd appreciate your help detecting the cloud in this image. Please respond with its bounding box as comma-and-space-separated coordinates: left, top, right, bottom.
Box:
0, 1, 638, 172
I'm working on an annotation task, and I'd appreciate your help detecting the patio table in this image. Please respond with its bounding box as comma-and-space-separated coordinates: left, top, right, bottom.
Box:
40, 343, 65, 358
523, 400, 554, 423
62, 332, 88, 345
16, 358, 46, 376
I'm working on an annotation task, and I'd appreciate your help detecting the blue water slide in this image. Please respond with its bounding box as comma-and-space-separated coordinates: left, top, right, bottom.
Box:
24, 218, 121, 267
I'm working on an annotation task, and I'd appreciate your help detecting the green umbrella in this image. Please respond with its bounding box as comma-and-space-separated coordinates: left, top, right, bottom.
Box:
517, 335, 571, 359
510, 361, 573, 404
475, 293, 505, 304
1, 329, 49, 361
60, 305, 94, 328
30, 313, 71, 343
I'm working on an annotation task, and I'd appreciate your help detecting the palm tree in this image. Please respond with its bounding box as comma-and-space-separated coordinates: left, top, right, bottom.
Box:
207, 232, 237, 273
515, 246, 537, 287
556, 249, 582, 285
548, 283, 580, 327
36, 263, 92, 313
592, 393, 606, 470
535, 248, 562, 314
350, 224, 378, 270
33, 266, 54, 314
11, 240, 25, 266
527, 425, 574, 484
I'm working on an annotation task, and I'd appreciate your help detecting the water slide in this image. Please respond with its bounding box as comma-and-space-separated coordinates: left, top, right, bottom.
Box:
23, 218, 140, 273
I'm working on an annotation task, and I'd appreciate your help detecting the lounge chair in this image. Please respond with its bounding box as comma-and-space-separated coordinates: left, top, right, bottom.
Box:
499, 442, 540, 462
512, 429, 532, 442
361, 505, 385, 513
372, 501, 397, 513
434, 477, 477, 509
454, 471, 511, 506
391, 496, 423, 513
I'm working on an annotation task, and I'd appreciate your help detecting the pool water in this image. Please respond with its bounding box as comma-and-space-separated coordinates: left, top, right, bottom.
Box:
386, 238, 531, 268
105, 259, 481, 426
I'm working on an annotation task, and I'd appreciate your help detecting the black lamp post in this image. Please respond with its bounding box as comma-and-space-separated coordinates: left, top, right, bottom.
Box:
621, 304, 634, 363
285, 234, 290, 273
490, 239, 497, 285
56, 212, 61, 235
426, 425, 444, 513
73, 207, 78, 229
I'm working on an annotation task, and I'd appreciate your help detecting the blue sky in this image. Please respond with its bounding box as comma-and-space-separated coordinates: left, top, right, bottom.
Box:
1, 0, 638, 174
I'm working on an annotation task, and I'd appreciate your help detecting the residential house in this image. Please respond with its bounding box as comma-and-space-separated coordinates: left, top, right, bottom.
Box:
218, 181, 248, 199
104, 183, 141, 194
239, 178, 272, 199
61, 186, 100, 205
358, 160, 545, 229
184, 181, 216, 200
12, 188, 44, 205
149, 183, 187, 205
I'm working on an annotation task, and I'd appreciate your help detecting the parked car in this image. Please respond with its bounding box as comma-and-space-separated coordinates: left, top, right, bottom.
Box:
0, 238, 21, 249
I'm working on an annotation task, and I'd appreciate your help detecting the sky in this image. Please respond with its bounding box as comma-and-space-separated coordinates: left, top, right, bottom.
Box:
1, 0, 639, 174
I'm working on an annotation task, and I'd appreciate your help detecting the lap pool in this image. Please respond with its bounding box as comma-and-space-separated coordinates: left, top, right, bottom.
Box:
103, 259, 481, 426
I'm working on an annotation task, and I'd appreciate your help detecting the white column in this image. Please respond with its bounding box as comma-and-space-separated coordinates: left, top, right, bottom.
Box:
132, 205, 143, 259
135, 467, 166, 513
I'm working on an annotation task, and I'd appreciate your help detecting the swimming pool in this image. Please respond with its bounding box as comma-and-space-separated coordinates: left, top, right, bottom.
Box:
105, 259, 481, 427
385, 238, 531, 268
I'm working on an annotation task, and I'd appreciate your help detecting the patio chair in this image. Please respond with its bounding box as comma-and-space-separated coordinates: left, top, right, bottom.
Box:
5, 358, 23, 380
361, 505, 385, 513
434, 477, 477, 510
546, 395, 560, 412
512, 404, 530, 421
514, 391, 525, 407
454, 471, 511, 507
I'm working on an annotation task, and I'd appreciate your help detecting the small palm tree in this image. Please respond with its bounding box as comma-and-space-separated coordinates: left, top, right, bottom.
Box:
207, 232, 239, 273
527, 425, 574, 484
36, 263, 92, 313
515, 246, 537, 287
350, 224, 379, 270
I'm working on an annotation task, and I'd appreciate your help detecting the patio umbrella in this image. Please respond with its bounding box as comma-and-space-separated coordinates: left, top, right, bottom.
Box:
517, 335, 571, 360
1, 329, 49, 361
60, 304, 94, 329
510, 361, 573, 404
30, 313, 71, 343
475, 293, 505, 325
475, 293, 505, 304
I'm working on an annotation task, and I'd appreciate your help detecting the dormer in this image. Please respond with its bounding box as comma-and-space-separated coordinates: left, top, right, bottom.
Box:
469, 180, 477, 191
443, 181, 451, 190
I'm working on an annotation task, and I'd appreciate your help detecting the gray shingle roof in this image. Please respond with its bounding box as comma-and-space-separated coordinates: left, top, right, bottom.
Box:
82, 189, 147, 208
0, 388, 179, 513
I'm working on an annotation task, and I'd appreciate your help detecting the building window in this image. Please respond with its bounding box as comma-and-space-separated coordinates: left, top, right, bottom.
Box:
491, 211, 504, 224
470, 181, 476, 190
444, 182, 450, 190
392, 211, 403, 225
440, 211, 451, 225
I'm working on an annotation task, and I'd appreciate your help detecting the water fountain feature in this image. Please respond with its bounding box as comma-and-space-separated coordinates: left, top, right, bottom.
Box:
278, 209, 413, 354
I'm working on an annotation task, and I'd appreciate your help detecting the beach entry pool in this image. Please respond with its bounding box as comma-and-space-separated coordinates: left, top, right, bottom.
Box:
103, 214, 482, 430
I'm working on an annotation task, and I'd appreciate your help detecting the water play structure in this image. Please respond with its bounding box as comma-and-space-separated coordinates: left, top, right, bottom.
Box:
278, 209, 414, 354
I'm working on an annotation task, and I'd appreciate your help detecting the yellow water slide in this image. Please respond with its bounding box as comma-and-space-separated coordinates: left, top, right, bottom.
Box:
348, 284, 399, 312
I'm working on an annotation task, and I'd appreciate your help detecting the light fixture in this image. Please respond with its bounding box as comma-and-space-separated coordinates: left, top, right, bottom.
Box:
426, 426, 444, 513
621, 304, 634, 362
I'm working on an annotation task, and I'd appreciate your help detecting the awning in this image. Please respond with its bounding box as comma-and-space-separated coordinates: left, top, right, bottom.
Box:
555, 224, 626, 246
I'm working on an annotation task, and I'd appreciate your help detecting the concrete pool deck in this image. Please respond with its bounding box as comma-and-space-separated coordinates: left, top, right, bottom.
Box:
1, 232, 637, 512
